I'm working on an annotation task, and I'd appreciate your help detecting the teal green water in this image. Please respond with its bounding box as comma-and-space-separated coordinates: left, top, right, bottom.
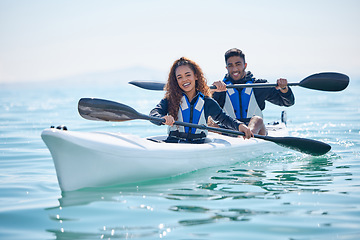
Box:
1, 80, 359, 239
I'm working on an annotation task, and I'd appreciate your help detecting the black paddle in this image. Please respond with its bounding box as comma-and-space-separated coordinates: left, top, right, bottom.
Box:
78, 98, 331, 156
129, 72, 349, 92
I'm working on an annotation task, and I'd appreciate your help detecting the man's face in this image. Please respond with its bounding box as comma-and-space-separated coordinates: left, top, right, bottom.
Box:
226, 56, 247, 81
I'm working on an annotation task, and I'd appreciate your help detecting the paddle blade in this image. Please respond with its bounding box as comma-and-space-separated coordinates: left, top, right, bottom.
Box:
129, 81, 166, 91
299, 72, 349, 91
78, 98, 143, 122
267, 136, 331, 156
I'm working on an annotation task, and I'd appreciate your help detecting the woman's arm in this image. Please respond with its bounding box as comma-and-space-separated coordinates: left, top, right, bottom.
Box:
149, 98, 169, 125
205, 97, 253, 138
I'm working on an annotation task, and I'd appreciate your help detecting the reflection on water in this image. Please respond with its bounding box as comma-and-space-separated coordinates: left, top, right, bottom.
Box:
44, 152, 360, 239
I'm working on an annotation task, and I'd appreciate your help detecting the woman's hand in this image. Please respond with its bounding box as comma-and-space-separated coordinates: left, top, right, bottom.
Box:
239, 124, 254, 139
162, 115, 175, 126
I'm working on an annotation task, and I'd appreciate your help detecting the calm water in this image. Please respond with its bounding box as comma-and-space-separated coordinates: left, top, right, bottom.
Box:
1, 78, 359, 240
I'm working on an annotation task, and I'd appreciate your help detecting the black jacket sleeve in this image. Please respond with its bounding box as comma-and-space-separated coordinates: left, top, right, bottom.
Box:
253, 79, 295, 110
211, 91, 226, 108
149, 98, 168, 125
204, 97, 242, 131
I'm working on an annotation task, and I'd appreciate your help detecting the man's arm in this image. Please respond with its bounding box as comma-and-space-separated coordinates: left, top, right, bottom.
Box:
254, 86, 295, 109
211, 91, 227, 108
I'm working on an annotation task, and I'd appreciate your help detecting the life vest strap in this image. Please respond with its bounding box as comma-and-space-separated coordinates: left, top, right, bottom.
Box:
168, 130, 206, 143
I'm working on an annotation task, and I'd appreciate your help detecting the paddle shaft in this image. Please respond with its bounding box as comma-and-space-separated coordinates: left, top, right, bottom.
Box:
145, 114, 258, 138
210, 82, 299, 89
129, 81, 293, 90
129, 72, 349, 92
144, 112, 313, 144
142, 113, 331, 156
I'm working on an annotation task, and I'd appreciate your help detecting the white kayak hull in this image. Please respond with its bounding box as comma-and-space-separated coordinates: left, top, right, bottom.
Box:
41, 123, 288, 191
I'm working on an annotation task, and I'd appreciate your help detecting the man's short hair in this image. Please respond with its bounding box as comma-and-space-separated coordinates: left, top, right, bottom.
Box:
225, 48, 246, 63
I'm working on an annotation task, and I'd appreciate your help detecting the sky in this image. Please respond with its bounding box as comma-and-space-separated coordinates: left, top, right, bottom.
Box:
1, 0, 359, 84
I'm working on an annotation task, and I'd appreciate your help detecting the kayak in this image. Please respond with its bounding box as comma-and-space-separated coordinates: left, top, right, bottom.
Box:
41, 121, 288, 191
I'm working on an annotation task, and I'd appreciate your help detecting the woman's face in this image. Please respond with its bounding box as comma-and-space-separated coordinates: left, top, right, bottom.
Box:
175, 65, 197, 96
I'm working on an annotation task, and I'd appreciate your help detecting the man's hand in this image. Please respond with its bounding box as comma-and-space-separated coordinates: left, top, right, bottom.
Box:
276, 78, 288, 93
239, 124, 254, 139
211, 81, 227, 92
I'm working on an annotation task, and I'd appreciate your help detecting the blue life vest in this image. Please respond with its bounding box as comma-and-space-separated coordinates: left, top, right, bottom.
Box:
168, 92, 208, 141
222, 77, 263, 121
